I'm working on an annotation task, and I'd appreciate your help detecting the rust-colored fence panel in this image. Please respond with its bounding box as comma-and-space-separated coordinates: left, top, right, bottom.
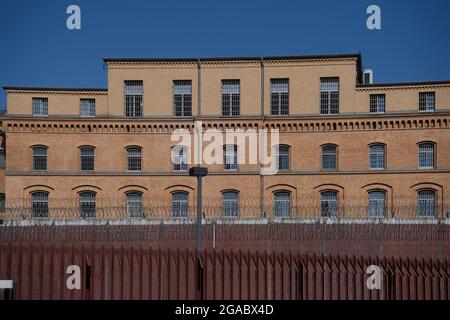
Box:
1, 243, 449, 300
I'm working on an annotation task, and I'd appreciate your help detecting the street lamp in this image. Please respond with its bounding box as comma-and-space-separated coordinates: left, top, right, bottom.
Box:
189, 166, 208, 252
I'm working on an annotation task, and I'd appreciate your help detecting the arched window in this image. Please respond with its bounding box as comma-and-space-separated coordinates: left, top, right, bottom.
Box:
369, 144, 385, 170
418, 143, 435, 169
417, 190, 435, 217
31, 192, 48, 218
368, 190, 386, 218
126, 147, 142, 171
321, 145, 337, 170
276, 145, 290, 171
79, 192, 96, 218
172, 192, 188, 218
172, 146, 188, 172
223, 144, 238, 171
126, 192, 143, 218
80, 146, 95, 171
222, 191, 238, 218
32, 146, 48, 171
273, 191, 291, 218
320, 191, 338, 218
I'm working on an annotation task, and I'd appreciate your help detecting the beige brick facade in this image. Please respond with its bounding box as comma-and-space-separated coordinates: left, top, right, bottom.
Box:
1, 54, 449, 220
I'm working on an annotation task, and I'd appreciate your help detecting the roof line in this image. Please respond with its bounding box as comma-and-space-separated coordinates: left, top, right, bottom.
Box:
3, 87, 108, 92
357, 80, 450, 88
103, 53, 361, 63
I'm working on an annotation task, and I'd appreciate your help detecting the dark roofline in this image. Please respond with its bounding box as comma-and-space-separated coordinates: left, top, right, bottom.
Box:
103, 53, 361, 63
3, 87, 107, 92
356, 80, 450, 88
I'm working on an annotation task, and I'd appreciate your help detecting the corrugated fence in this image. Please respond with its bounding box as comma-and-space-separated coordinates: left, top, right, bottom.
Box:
0, 243, 449, 300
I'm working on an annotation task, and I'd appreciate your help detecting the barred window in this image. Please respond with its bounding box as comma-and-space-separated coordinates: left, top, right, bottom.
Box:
172, 146, 188, 172
369, 94, 385, 113
419, 92, 435, 111
222, 191, 238, 218
274, 191, 291, 218
79, 192, 96, 219
368, 191, 386, 218
369, 144, 385, 170
32, 98, 48, 116
126, 192, 143, 218
172, 192, 188, 218
0, 149, 5, 168
418, 143, 434, 169
127, 147, 142, 171
322, 145, 337, 170
0, 193, 4, 212
320, 78, 339, 114
270, 79, 289, 115
417, 190, 435, 217
173, 80, 192, 117
80, 146, 95, 171
32, 146, 48, 171
124, 80, 143, 117
321, 191, 338, 218
31, 192, 48, 218
276, 145, 290, 171
80, 99, 96, 117
223, 144, 238, 171
222, 80, 240, 116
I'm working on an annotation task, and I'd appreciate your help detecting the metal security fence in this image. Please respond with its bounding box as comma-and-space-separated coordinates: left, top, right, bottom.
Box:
2, 197, 450, 221
0, 244, 448, 300
0, 224, 449, 260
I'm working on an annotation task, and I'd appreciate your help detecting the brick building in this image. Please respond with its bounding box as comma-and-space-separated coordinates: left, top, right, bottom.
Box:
0, 53, 449, 221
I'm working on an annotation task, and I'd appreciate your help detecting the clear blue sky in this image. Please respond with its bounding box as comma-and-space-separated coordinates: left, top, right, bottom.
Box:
1, 0, 449, 108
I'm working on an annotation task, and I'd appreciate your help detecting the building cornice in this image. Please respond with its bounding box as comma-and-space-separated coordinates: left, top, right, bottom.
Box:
3, 87, 108, 95
2, 112, 450, 134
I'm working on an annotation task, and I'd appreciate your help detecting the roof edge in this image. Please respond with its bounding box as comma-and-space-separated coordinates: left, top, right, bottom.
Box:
356, 80, 450, 88
103, 53, 361, 63
3, 87, 108, 92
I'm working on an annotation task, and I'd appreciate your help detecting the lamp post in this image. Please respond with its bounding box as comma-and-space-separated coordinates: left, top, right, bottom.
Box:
189, 166, 208, 300
189, 166, 208, 252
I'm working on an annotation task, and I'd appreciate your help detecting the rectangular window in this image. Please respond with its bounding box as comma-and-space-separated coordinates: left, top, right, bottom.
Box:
270, 79, 289, 115
322, 145, 337, 170
127, 148, 142, 171
32, 192, 48, 218
0, 193, 4, 212
126, 193, 143, 218
32, 98, 48, 116
320, 78, 339, 114
80, 147, 95, 171
276, 145, 290, 171
0, 149, 5, 168
125, 80, 143, 117
172, 192, 188, 218
79, 193, 96, 219
32, 147, 47, 171
173, 80, 192, 117
419, 144, 434, 169
368, 191, 386, 218
321, 192, 338, 218
80, 99, 96, 117
419, 92, 435, 111
369, 94, 385, 113
222, 80, 240, 116
369, 145, 385, 170
222, 192, 239, 218
274, 192, 291, 218
417, 190, 435, 217
172, 146, 188, 172
223, 145, 238, 171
